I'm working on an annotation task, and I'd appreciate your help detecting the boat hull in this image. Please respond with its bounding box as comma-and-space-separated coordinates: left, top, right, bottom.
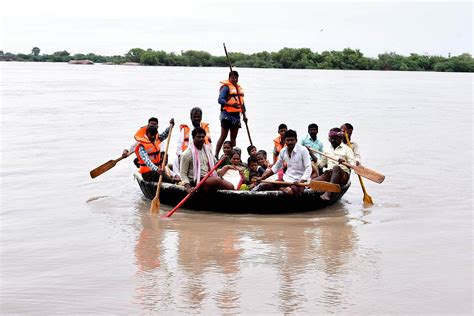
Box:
134, 174, 350, 214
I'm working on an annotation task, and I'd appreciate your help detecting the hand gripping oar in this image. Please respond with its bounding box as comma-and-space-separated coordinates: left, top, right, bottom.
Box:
223, 43, 253, 146
166, 157, 225, 218
344, 132, 374, 205
262, 180, 341, 193
90, 151, 134, 179
310, 148, 385, 184
150, 124, 174, 214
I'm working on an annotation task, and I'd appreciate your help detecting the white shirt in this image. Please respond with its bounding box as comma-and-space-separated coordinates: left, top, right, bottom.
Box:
271, 143, 312, 182
318, 142, 355, 174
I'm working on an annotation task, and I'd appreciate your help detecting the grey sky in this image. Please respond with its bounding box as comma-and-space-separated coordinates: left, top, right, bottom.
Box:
1, 0, 472, 57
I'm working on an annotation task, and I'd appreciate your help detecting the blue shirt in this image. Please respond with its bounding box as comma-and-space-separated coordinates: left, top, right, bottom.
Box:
300, 134, 324, 159
218, 85, 229, 106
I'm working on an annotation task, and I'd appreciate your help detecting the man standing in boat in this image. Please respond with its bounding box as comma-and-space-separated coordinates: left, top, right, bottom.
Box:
180, 127, 234, 193
254, 130, 312, 196
173, 107, 211, 175
215, 71, 247, 159
317, 127, 355, 200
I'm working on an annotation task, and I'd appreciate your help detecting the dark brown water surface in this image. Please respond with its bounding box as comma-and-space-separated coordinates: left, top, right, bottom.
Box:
1, 63, 472, 314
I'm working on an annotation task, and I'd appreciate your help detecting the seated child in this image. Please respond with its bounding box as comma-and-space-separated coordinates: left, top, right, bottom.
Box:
245, 156, 262, 190
256, 150, 270, 174
247, 145, 257, 159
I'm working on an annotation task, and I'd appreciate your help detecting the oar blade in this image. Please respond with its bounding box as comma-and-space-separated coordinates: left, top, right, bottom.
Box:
150, 197, 160, 214
90, 160, 117, 179
353, 165, 385, 184
363, 193, 374, 205
308, 180, 341, 193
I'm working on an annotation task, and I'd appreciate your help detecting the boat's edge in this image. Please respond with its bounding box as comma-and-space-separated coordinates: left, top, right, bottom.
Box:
133, 173, 350, 214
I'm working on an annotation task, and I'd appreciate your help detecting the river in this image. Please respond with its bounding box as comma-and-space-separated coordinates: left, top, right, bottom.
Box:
1, 62, 472, 314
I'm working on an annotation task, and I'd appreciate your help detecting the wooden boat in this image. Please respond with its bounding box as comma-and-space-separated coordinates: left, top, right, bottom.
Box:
134, 173, 350, 214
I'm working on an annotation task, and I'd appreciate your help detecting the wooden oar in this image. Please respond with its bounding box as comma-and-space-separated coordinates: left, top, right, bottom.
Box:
150, 124, 174, 214
344, 132, 374, 205
90, 151, 133, 179
166, 157, 225, 218
223, 43, 253, 146
310, 148, 385, 184
262, 180, 341, 193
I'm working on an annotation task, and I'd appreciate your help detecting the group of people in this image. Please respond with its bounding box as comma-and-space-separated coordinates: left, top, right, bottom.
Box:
123, 70, 362, 200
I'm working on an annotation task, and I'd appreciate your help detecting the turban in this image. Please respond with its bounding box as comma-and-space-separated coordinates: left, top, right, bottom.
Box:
328, 130, 344, 138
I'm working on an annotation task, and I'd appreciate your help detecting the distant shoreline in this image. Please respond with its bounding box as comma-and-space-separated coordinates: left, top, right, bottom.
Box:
1, 47, 472, 72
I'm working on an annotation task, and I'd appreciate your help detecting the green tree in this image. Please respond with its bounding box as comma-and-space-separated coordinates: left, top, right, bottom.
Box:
31, 47, 40, 56
126, 48, 145, 63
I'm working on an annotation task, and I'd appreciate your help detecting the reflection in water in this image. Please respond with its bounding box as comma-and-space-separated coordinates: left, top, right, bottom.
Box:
133, 204, 360, 313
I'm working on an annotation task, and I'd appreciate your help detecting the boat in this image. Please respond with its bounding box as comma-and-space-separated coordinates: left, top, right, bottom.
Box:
68, 59, 94, 65
134, 173, 350, 214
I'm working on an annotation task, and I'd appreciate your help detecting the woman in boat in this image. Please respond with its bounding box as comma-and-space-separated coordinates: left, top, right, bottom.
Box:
217, 150, 248, 190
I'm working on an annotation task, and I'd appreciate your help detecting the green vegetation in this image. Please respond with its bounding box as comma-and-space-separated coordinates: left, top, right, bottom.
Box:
1, 47, 472, 72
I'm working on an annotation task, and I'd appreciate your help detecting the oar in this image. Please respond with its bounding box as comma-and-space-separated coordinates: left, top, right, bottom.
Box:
223, 43, 253, 146
344, 132, 374, 205
150, 124, 174, 214
90, 151, 133, 179
262, 180, 341, 193
310, 148, 385, 184
166, 157, 225, 218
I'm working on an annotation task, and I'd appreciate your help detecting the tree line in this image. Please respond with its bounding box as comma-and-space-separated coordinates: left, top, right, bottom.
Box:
1, 47, 472, 72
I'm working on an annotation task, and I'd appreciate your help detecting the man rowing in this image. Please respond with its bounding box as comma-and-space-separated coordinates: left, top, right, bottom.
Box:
180, 127, 234, 193
316, 127, 355, 200
254, 129, 312, 196
173, 107, 211, 175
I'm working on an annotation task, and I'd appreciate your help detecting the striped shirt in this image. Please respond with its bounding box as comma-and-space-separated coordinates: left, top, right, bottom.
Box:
138, 146, 160, 172
128, 127, 170, 153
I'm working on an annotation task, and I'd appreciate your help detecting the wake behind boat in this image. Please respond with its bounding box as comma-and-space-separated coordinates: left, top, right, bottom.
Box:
134, 173, 350, 214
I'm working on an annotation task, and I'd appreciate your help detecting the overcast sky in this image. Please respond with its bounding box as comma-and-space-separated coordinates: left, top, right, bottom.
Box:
1, 0, 472, 57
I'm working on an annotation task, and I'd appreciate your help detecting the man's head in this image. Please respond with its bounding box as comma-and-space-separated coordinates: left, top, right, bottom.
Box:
247, 145, 257, 157
341, 123, 353, 142
308, 123, 318, 138
328, 127, 343, 148
229, 71, 239, 85
278, 124, 288, 137
247, 156, 258, 172
148, 117, 158, 127
284, 129, 298, 150
146, 125, 158, 142
191, 127, 206, 149
190, 107, 203, 127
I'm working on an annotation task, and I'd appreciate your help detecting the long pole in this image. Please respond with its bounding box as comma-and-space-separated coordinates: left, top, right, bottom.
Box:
166, 157, 225, 217
150, 124, 174, 214
223, 43, 253, 146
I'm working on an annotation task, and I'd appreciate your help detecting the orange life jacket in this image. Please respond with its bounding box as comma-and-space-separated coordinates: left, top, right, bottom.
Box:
180, 122, 211, 152
134, 126, 148, 142
273, 135, 286, 162
274, 135, 286, 154
220, 80, 244, 113
135, 136, 162, 174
